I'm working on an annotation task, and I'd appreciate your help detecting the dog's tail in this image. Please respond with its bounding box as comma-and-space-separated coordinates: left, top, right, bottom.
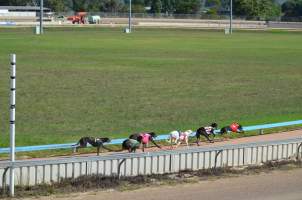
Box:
72, 141, 80, 148
115, 148, 125, 152
100, 144, 116, 152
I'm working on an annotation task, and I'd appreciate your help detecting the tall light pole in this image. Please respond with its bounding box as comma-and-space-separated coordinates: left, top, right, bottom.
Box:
128, 0, 132, 32
230, 0, 233, 34
39, 0, 43, 34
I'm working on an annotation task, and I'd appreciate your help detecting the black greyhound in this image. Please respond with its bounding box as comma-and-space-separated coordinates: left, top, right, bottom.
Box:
122, 139, 141, 153
220, 122, 244, 134
129, 132, 161, 152
195, 123, 218, 145
73, 137, 111, 155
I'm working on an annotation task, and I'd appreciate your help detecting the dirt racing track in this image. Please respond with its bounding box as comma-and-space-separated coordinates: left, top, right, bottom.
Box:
33, 168, 302, 200
1, 129, 302, 188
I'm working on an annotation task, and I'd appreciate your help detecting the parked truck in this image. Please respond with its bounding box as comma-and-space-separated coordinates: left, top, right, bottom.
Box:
67, 12, 86, 24
88, 15, 101, 24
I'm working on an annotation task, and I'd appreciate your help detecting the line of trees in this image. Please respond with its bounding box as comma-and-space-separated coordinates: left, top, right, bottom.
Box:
1, 0, 302, 20
282, 0, 302, 21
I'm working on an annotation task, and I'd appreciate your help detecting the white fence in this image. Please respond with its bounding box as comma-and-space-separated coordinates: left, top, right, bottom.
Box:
1, 137, 302, 187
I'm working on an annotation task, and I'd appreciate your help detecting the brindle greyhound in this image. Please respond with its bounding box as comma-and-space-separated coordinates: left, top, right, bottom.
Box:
73, 137, 111, 155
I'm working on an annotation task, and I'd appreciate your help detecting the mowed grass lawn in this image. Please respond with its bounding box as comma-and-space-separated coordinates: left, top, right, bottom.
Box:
0, 27, 301, 147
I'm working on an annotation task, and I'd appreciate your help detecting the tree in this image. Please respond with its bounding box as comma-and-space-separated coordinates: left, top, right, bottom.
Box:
233, 0, 281, 20
72, 0, 86, 11
132, 0, 146, 13
282, 0, 302, 18
161, 0, 176, 14
174, 0, 200, 14
3, 0, 32, 6
100, 0, 123, 12
86, 0, 102, 12
151, 0, 162, 13
205, 0, 221, 15
45, 0, 65, 12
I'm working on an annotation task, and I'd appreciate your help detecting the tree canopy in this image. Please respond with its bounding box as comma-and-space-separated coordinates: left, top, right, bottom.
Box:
233, 0, 281, 20
282, 0, 302, 20
0, 0, 288, 20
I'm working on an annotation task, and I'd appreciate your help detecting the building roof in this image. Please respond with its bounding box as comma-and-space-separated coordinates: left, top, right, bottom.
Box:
0, 6, 51, 12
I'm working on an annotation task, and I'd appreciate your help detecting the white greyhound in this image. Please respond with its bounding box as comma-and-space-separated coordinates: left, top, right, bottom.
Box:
168, 130, 193, 148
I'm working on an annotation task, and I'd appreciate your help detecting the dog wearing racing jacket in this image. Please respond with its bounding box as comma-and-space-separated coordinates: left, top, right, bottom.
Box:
122, 139, 140, 153
195, 123, 218, 145
129, 132, 161, 152
168, 130, 193, 148
220, 122, 244, 135
73, 137, 111, 155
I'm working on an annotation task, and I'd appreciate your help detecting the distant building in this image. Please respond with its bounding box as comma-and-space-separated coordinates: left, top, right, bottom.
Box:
0, 6, 51, 13
0, 6, 52, 22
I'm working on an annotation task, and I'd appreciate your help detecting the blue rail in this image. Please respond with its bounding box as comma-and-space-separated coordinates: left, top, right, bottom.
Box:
0, 120, 301, 154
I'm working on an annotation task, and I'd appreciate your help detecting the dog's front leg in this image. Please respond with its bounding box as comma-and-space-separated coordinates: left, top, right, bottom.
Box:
142, 144, 145, 152
97, 146, 100, 156
185, 138, 189, 147
170, 137, 174, 149
196, 137, 200, 146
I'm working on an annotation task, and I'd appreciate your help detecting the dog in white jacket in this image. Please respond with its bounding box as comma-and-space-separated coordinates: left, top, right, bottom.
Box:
168, 130, 193, 148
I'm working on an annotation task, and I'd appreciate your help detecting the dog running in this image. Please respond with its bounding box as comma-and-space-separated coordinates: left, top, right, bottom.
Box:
129, 132, 161, 152
73, 136, 111, 155
168, 130, 193, 148
220, 122, 244, 134
122, 139, 141, 153
195, 123, 218, 145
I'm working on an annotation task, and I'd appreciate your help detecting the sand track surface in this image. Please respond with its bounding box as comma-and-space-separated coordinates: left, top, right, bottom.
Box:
22, 167, 302, 200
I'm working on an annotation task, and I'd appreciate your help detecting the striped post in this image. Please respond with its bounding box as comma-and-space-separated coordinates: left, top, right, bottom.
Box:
9, 54, 16, 197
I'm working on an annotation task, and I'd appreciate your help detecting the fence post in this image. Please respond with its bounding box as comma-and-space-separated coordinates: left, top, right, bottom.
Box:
296, 143, 302, 160
117, 159, 126, 179
214, 150, 223, 170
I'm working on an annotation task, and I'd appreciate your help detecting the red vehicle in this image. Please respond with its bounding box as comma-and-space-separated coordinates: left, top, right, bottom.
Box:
67, 12, 86, 24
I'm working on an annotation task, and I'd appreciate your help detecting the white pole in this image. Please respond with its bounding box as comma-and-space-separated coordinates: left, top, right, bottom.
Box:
40, 0, 43, 34
230, 0, 233, 34
9, 54, 16, 197
128, 0, 132, 32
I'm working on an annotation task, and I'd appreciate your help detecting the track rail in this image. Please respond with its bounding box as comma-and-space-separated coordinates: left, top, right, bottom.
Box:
1, 136, 302, 168
0, 120, 301, 154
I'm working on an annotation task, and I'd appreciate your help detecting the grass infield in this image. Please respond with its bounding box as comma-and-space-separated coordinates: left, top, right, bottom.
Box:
0, 27, 301, 147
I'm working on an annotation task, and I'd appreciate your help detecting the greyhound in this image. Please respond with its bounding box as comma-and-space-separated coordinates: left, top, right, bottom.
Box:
220, 122, 244, 134
195, 123, 218, 145
129, 132, 161, 152
73, 136, 111, 155
122, 139, 141, 153
168, 130, 193, 148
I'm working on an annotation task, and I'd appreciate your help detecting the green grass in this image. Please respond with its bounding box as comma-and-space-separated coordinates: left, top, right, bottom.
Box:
0, 27, 301, 147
